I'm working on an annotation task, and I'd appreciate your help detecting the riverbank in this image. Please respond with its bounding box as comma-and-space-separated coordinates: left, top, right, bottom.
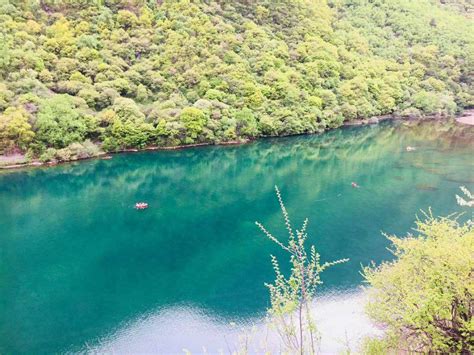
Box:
2, 110, 472, 171
456, 109, 474, 125
0, 139, 250, 171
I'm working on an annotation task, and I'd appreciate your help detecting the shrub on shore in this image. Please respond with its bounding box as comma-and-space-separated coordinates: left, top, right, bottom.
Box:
39, 140, 103, 163
363, 211, 474, 353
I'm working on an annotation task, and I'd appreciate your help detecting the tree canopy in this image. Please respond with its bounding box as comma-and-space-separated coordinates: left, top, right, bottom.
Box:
0, 0, 472, 159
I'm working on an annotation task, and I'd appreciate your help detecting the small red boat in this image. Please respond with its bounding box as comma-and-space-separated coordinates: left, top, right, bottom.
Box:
135, 202, 149, 210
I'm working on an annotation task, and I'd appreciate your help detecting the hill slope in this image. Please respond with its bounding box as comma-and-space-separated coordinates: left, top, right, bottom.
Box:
0, 0, 472, 161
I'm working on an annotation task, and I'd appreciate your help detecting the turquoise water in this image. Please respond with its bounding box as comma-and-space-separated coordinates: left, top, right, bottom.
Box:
0, 121, 473, 353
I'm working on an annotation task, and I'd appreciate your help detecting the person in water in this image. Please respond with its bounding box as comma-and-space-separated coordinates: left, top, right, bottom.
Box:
351, 182, 360, 188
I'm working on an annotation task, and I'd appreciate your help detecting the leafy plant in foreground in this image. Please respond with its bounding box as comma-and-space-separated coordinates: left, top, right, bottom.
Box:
256, 186, 348, 354
363, 208, 474, 353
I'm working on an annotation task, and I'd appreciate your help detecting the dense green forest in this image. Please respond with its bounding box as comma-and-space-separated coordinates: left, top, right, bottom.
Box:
0, 0, 472, 162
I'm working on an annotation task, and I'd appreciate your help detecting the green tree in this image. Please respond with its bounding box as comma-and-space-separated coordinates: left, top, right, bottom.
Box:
179, 107, 207, 143
101, 98, 153, 150
0, 107, 34, 153
34, 95, 96, 150
234, 108, 258, 138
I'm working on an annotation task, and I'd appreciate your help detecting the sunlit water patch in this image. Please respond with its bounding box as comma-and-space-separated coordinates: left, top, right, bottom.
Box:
90, 290, 380, 354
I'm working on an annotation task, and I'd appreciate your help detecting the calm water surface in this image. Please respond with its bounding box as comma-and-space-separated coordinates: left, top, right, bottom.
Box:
0, 121, 473, 353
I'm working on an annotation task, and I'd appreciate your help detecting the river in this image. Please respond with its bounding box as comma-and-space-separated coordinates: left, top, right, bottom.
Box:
0, 120, 472, 353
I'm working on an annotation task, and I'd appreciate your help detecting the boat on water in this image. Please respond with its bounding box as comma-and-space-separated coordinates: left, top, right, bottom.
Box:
135, 202, 149, 210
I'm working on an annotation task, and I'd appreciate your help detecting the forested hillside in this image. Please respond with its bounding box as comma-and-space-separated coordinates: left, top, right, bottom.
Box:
0, 0, 472, 162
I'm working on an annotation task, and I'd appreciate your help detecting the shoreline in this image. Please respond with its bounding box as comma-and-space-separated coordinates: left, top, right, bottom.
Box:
455, 109, 474, 125
1, 110, 472, 171
0, 139, 251, 171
